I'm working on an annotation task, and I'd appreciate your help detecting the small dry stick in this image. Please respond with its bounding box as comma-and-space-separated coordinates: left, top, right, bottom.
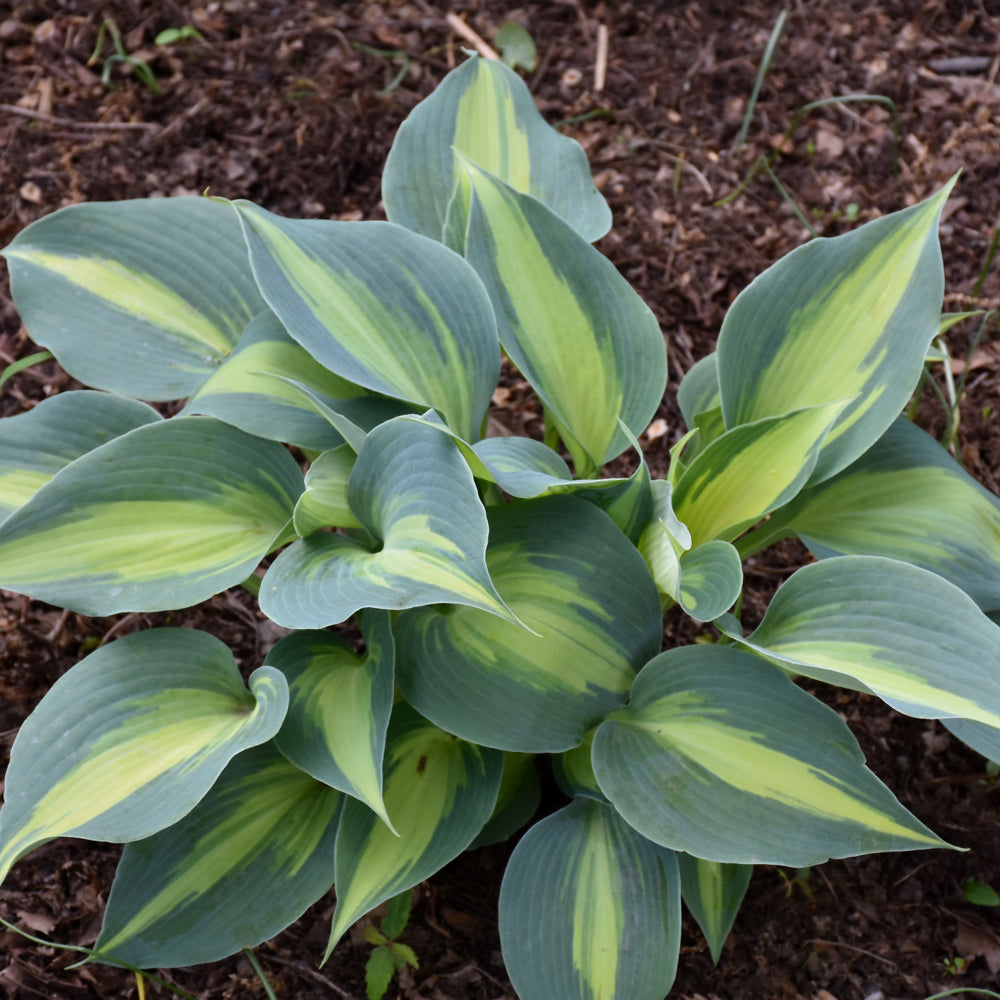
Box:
444, 12, 500, 61
0, 103, 157, 132
594, 23, 608, 93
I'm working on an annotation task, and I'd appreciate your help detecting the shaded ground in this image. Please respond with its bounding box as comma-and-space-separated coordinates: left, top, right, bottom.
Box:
2, 1, 1000, 997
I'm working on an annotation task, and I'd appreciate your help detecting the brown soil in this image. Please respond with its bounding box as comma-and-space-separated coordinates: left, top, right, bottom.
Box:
2, 2, 1000, 998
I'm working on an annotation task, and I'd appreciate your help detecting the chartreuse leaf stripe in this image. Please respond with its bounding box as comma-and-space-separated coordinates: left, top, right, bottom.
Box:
672, 400, 846, 546
1, 198, 266, 400
382, 55, 611, 243
592, 646, 947, 866
395, 496, 662, 753
499, 798, 681, 1000
293, 445, 361, 534
0, 416, 303, 616
183, 310, 371, 452
270, 612, 395, 828
94, 744, 340, 969
717, 180, 954, 483
261, 416, 519, 629
234, 202, 500, 442
676, 855, 753, 964
761, 417, 1000, 611
731, 555, 1000, 726
0, 391, 160, 523
327, 703, 502, 959
462, 161, 666, 473
0, 630, 288, 886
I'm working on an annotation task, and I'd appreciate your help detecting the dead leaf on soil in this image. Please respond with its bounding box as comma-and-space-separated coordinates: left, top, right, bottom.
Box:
955, 917, 1000, 974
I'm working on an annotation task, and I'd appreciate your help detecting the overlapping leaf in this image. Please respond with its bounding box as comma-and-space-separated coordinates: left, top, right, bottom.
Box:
676, 856, 753, 964
234, 202, 499, 442
760, 417, 1000, 610
292, 446, 361, 535
724, 555, 1000, 727
182, 310, 391, 452
676, 540, 743, 622
716, 181, 953, 482
327, 704, 502, 957
592, 645, 946, 865
261, 417, 517, 628
498, 798, 681, 1000
95, 744, 340, 968
394, 495, 662, 752
672, 400, 846, 545
2, 197, 265, 399
382, 55, 611, 243
0, 630, 288, 885
461, 161, 666, 473
0, 391, 160, 523
270, 613, 395, 826
0, 416, 303, 615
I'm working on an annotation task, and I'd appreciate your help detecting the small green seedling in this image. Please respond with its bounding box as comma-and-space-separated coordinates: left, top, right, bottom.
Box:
365, 890, 419, 1000
496, 22, 537, 73
154, 26, 204, 47
962, 877, 1000, 907
87, 18, 161, 95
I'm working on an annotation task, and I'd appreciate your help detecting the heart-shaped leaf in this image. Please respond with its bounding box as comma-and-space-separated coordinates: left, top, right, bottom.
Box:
95, 744, 340, 968
394, 495, 662, 752
0, 629, 288, 885
261, 416, 517, 628
2, 197, 266, 399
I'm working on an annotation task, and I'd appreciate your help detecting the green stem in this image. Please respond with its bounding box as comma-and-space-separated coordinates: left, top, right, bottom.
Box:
0, 350, 53, 392
244, 947, 280, 1000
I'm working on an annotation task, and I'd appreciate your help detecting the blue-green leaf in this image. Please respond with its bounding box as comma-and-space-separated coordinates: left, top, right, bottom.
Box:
592, 645, 947, 865
261, 417, 517, 628
499, 798, 681, 1000
2, 197, 266, 399
0, 391, 160, 523
95, 744, 340, 968
382, 56, 610, 243
234, 202, 500, 442
0, 629, 289, 885
0, 416, 303, 615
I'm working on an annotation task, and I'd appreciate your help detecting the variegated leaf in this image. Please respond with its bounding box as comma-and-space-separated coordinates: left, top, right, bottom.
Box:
759, 417, 1000, 611
0, 391, 160, 524
394, 495, 662, 752
0, 416, 303, 615
270, 612, 395, 827
461, 161, 666, 474
293, 445, 361, 535
234, 202, 500, 442
94, 744, 340, 968
725, 555, 1000, 727
182, 310, 391, 452
261, 416, 517, 629
327, 703, 502, 958
382, 55, 611, 243
672, 400, 846, 546
677, 352, 720, 430
498, 798, 681, 1000
716, 181, 954, 483
0, 629, 289, 884
469, 753, 541, 849
677, 540, 742, 622
2, 197, 265, 399
592, 645, 947, 865
676, 855, 753, 964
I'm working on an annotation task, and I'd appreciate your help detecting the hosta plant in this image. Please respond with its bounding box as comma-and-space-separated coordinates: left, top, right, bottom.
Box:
1, 54, 998, 1000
